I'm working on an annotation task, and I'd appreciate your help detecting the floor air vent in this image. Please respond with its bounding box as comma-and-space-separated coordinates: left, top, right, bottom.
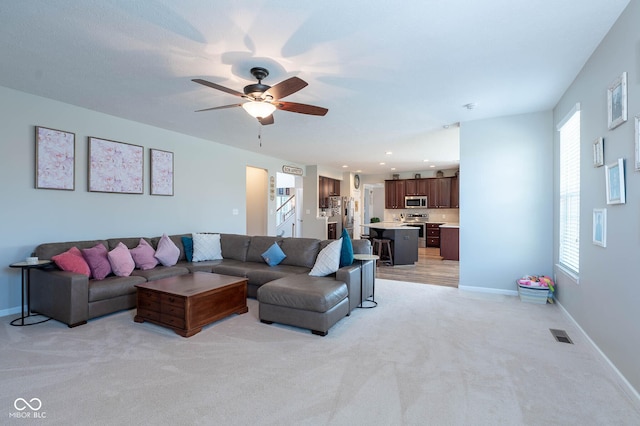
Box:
550, 329, 573, 344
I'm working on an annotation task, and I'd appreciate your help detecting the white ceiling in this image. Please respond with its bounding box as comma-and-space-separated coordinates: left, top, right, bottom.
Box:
0, 1, 630, 174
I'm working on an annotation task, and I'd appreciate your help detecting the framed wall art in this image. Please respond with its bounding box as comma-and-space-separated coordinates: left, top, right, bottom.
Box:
88, 137, 143, 194
592, 137, 604, 167
150, 149, 174, 196
607, 72, 627, 130
635, 115, 640, 171
35, 126, 75, 190
605, 158, 625, 205
592, 208, 606, 247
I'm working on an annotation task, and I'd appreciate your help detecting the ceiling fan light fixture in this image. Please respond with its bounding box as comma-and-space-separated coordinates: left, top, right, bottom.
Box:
242, 101, 276, 118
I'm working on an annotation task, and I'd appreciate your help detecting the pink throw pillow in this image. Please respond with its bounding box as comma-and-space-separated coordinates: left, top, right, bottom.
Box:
51, 247, 91, 277
129, 238, 158, 270
107, 242, 135, 277
81, 243, 112, 280
155, 234, 180, 266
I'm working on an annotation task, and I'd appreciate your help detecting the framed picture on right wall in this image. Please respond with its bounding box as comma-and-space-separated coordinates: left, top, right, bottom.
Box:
605, 158, 626, 205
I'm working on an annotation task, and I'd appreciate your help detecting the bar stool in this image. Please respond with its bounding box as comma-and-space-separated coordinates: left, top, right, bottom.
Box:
372, 238, 393, 266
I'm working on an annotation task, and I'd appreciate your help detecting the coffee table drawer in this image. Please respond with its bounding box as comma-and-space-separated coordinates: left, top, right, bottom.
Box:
160, 314, 185, 329
136, 308, 160, 322
161, 293, 184, 307
161, 304, 185, 318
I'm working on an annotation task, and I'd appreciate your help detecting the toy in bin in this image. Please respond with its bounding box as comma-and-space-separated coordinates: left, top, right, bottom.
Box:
517, 275, 555, 304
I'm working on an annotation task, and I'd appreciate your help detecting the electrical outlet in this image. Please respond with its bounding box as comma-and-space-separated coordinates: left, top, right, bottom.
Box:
442, 214, 445, 219
232, 209, 239, 215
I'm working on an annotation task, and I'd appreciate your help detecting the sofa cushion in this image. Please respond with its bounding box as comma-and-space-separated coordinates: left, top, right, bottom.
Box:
261, 242, 286, 267
88, 275, 146, 302
220, 234, 251, 261
81, 243, 112, 280
257, 275, 348, 313
247, 236, 283, 263
155, 233, 180, 266
192, 233, 222, 262
108, 237, 151, 250
108, 242, 135, 277
36, 239, 108, 260
210, 259, 253, 279
246, 265, 311, 286
279, 238, 321, 269
131, 265, 189, 281
129, 238, 159, 270
52, 246, 91, 277
339, 228, 354, 267
309, 239, 342, 277
181, 236, 193, 262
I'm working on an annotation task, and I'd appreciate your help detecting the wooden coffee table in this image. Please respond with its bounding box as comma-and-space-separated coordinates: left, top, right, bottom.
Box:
134, 272, 248, 337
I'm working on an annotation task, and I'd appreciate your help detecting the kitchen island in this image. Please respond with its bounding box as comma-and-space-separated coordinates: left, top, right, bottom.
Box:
361, 223, 419, 265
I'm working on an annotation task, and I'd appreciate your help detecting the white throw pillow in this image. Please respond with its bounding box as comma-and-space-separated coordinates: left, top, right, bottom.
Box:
309, 238, 343, 277
192, 233, 222, 262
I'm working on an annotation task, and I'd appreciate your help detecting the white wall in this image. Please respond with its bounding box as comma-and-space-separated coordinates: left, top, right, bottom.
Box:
0, 86, 301, 315
553, 0, 640, 393
459, 111, 554, 293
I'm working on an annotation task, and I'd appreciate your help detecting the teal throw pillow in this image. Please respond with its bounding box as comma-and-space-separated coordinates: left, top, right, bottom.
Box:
181, 236, 193, 262
339, 228, 354, 267
262, 242, 286, 267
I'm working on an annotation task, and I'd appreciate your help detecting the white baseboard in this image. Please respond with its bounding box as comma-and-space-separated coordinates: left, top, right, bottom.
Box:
556, 300, 640, 403
458, 285, 518, 296
0, 305, 23, 319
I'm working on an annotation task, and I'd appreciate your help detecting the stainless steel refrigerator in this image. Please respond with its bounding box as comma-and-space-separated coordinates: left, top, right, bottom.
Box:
328, 196, 343, 236
342, 196, 354, 238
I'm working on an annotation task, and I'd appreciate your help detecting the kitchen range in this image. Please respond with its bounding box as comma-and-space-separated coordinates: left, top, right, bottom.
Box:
403, 213, 429, 247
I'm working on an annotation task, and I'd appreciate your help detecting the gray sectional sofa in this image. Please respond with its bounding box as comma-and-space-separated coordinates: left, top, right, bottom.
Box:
30, 233, 374, 336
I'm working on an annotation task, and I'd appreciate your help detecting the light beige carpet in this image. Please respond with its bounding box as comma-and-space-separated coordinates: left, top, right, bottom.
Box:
1, 279, 639, 425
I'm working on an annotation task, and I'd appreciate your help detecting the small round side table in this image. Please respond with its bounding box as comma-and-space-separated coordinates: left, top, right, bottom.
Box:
9, 260, 53, 326
353, 254, 379, 308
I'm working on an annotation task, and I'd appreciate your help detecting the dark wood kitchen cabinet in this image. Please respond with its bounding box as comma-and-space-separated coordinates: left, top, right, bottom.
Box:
385, 180, 405, 209
450, 177, 459, 208
440, 226, 459, 260
426, 223, 443, 247
319, 176, 340, 208
404, 179, 428, 196
428, 178, 451, 208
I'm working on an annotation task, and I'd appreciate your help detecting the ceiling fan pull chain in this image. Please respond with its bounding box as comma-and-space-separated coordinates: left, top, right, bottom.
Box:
258, 125, 262, 147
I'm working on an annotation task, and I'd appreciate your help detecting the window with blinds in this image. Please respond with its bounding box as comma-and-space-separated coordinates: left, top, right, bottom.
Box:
558, 105, 580, 275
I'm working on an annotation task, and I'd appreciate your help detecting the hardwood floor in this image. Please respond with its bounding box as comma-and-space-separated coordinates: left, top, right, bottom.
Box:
375, 247, 459, 287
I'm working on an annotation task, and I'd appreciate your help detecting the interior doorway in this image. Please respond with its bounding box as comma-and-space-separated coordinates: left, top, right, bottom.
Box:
246, 166, 268, 236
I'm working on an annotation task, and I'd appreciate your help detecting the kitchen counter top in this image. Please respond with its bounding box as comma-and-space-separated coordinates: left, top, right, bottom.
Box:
361, 223, 421, 230
440, 223, 460, 228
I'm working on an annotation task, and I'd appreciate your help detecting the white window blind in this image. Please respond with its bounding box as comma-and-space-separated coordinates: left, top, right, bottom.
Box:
558, 105, 580, 275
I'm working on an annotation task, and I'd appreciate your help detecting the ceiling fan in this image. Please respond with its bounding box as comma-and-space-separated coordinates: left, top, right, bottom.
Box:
192, 67, 328, 125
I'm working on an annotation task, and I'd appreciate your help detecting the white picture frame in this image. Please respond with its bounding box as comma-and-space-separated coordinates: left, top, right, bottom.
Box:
607, 72, 627, 130
605, 158, 625, 205
635, 115, 640, 171
592, 209, 606, 247
593, 137, 604, 167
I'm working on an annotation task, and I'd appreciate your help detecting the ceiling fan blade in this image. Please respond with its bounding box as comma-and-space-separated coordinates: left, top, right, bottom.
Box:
266, 77, 308, 100
274, 101, 328, 116
192, 79, 244, 97
195, 103, 242, 112
258, 114, 274, 125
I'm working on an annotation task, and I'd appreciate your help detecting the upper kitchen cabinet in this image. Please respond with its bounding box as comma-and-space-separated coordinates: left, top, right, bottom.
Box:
405, 179, 428, 196
450, 176, 459, 208
319, 176, 340, 208
385, 179, 405, 209
428, 178, 451, 208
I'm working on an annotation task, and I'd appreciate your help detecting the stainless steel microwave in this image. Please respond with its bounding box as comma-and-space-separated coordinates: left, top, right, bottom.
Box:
405, 196, 427, 208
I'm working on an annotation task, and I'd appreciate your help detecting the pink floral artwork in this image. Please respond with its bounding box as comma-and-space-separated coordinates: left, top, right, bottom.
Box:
89, 137, 143, 194
36, 127, 75, 190
150, 149, 174, 196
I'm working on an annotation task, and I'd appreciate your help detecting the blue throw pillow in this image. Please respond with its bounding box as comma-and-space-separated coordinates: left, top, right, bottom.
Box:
262, 242, 286, 267
339, 228, 354, 267
181, 236, 193, 262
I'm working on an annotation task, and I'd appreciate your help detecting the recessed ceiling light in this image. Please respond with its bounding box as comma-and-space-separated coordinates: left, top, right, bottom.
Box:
386, 151, 393, 155
379, 162, 385, 166
342, 165, 348, 168
430, 165, 435, 168
356, 170, 362, 173
391, 167, 396, 171
423, 159, 429, 162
